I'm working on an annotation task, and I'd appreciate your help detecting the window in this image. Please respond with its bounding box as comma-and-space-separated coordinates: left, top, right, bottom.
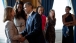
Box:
0, 0, 6, 43
52, 0, 73, 30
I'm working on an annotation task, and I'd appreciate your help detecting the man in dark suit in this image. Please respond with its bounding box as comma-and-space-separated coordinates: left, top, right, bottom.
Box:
19, 2, 45, 43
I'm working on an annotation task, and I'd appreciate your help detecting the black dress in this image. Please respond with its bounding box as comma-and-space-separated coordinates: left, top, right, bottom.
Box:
62, 13, 74, 43
46, 18, 56, 43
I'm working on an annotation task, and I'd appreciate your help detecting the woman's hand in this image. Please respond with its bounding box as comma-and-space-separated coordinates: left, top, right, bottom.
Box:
18, 34, 26, 42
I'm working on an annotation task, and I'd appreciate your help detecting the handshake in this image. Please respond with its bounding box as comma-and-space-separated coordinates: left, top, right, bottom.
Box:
18, 34, 26, 42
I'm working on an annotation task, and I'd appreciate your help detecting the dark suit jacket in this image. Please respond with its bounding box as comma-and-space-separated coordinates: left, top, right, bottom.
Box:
21, 12, 45, 43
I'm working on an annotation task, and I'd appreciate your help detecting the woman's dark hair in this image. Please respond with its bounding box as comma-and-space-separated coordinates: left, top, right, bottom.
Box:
36, 6, 44, 14
15, 0, 24, 12
15, 1, 27, 21
66, 6, 71, 10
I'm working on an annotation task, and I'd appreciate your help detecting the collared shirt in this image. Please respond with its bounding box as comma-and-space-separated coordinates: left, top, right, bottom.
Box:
28, 11, 33, 17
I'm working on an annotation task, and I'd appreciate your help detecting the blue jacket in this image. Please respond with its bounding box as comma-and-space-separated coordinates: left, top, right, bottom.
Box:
62, 25, 69, 37
21, 12, 45, 43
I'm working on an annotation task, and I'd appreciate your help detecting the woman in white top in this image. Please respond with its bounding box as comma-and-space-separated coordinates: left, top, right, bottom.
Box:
3, 6, 22, 43
14, 1, 29, 43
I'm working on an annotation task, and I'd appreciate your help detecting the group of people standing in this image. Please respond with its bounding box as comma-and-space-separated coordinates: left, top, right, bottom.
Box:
3, 0, 75, 43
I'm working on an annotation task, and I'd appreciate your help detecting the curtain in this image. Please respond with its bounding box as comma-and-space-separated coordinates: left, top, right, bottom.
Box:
2, 0, 7, 8
2, 0, 16, 7
71, 0, 76, 43
7, 0, 16, 7
41, 0, 54, 16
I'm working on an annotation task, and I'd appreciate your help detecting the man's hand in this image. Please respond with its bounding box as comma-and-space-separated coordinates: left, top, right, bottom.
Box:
18, 34, 26, 42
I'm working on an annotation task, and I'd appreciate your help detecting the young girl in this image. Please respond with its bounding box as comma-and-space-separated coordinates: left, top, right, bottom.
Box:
13, 1, 28, 43
14, 1, 27, 33
46, 9, 56, 43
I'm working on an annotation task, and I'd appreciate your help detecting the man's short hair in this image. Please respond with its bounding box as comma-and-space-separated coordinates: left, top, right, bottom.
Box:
24, 2, 33, 9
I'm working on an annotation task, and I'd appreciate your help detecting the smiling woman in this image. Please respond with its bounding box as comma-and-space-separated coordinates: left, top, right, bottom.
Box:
0, 0, 6, 43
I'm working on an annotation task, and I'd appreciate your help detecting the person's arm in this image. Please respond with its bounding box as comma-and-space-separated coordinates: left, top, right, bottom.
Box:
62, 15, 68, 25
43, 16, 47, 31
18, 28, 27, 42
21, 22, 28, 37
62, 14, 75, 26
25, 14, 42, 40
54, 18, 56, 26
17, 23, 27, 42
62, 15, 71, 26
46, 17, 48, 23
67, 14, 75, 26
18, 20, 28, 42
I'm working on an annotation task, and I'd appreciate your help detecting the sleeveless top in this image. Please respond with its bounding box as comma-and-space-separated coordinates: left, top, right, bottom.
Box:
65, 13, 73, 22
65, 13, 73, 35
